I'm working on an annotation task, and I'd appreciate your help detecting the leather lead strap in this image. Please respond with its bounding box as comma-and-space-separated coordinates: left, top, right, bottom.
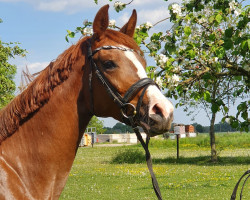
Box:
231, 170, 250, 200
129, 118, 163, 200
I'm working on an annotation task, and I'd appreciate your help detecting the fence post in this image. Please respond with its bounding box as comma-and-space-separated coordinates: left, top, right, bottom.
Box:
176, 134, 180, 160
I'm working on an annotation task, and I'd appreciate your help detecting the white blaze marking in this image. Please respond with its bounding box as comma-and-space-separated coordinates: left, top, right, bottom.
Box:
123, 51, 147, 79
124, 50, 174, 118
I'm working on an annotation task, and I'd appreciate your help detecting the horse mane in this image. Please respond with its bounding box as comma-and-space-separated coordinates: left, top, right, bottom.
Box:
0, 37, 89, 144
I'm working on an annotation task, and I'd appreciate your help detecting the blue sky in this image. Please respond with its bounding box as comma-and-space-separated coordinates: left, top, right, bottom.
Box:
0, 0, 238, 127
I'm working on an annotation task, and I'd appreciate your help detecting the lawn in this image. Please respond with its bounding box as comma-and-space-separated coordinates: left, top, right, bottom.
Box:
60, 133, 250, 200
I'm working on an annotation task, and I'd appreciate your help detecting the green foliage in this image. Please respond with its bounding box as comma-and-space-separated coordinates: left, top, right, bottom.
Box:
65, 21, 93, 42
134, 23, 151, 46
104, 122, 133, 134
111, 148, 145, 164
0, 20, 26, 108
112, 122, 133, 133
149, 132, 250, 149
184, 26, 191, 36
193, 123, 204, 133
87, 116, 106, 134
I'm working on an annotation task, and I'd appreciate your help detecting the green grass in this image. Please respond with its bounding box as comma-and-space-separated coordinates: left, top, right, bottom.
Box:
60, 133, 250, 200
149, 132, 250, 149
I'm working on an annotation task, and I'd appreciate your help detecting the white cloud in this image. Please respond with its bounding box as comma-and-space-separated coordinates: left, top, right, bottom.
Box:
128, 0, 180, 7
0, 0, 182, 14
14, 61, 49, 92
36, 0, 98, 13
27, 61, 49, 73
117, 7, 171, 32
117, 12, 130, 26
38, 1, 70, 12
0, 0, 98, 13
137, 7, 170, 25
115, 0, 183, 29
0, 0, 22, 2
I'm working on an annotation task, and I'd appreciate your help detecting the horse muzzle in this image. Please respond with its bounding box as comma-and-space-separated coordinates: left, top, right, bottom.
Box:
140, 113, 173, 137
140, 99, 174, 137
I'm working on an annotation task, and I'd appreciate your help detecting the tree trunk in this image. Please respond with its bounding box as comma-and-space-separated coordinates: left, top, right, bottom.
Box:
209, 112, 217, 162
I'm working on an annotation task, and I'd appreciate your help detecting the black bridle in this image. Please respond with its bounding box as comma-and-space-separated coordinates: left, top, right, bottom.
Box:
87, 40, 163, 200
87, 41, 157, 122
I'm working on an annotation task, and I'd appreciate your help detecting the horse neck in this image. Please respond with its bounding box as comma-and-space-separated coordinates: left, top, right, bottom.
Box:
0, 45, 93, 199
7, 44, 92, 150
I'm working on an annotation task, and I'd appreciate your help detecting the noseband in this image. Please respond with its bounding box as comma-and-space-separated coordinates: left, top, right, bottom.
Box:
87, 39, 163, 200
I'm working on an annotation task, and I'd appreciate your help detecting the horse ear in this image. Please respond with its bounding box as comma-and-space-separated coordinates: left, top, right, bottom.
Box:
93, 5, 109, 37
120, 9, 137, 37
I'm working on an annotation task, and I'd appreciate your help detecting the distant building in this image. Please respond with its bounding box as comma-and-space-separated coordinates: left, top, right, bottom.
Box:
169, 124, 197, 140
97, 133, 147, 144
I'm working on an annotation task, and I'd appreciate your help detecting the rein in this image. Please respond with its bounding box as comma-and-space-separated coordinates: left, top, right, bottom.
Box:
87, 40, 163, 200
231, 170, 250, 200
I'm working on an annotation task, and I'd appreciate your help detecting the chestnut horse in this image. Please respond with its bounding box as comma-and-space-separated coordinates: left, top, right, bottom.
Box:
0, 5, 173, 199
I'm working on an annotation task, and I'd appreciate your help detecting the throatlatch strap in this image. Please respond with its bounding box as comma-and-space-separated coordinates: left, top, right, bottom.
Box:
231, 170, 250, 200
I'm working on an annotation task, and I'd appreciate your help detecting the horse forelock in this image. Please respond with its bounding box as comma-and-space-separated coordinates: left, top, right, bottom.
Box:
0, 37, 89, 144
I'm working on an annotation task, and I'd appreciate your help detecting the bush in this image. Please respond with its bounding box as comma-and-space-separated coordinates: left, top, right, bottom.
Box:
111, 148, 145, 164
148, 133, 250, 149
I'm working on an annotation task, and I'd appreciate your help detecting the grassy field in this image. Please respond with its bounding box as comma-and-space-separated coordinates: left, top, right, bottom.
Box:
60, 133, 250, 200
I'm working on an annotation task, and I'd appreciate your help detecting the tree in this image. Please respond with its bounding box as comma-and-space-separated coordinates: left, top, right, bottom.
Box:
0, 19, 26, 109
112, 122, 134, 133
145, 0, 249, 161
68, 0, 249, 162
214, 122, 236, 132
87, 116, 106, 134
121, 0, 249, 161
103, 123, 133, 134
192, 123, 204, 133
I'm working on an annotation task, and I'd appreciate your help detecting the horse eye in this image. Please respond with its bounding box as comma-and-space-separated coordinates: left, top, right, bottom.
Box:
103, 60, 116, 70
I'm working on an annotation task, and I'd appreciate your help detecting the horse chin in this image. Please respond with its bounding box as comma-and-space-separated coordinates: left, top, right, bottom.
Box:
139, 114, 172, 137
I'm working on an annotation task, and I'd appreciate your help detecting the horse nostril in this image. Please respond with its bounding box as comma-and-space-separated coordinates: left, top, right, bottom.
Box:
151, 103, 164, 117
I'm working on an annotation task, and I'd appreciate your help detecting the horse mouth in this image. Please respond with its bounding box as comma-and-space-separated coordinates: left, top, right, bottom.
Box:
139, 113, 173, 137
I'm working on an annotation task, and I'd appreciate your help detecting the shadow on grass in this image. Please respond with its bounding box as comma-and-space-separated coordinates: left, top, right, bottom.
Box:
111, 149, 250, 165
153, 156, 250, 165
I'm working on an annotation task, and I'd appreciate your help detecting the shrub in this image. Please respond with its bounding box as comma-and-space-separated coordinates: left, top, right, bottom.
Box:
111, 148, 145, 164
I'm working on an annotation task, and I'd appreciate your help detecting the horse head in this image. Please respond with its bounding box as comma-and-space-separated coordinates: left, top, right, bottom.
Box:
85, 5, 174, 136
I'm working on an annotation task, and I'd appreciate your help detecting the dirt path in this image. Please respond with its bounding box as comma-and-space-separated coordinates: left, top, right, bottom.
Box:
94, 143, 134, 147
